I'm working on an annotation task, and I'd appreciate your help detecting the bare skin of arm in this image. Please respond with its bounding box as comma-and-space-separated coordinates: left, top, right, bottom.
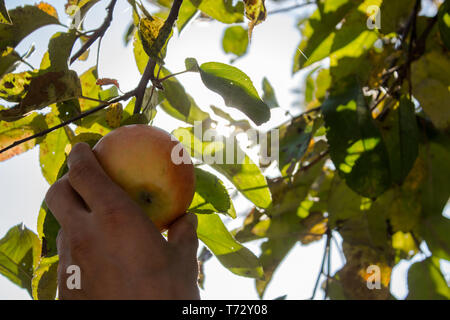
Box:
45, 142, 200, 300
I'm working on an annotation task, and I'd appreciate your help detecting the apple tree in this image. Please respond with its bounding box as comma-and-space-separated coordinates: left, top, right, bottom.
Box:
0, 0, 449, 300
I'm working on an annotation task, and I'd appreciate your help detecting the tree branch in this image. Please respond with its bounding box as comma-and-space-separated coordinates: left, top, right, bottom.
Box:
69, 0, 118, 65
132, 0, 185, 114
0, 91, 134, 155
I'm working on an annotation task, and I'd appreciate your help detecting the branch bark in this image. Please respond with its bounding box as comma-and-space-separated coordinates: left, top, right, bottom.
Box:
69, 0, 118, 65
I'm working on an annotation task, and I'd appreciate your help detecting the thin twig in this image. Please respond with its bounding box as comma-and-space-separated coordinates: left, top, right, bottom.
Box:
0, 91, 134, 155
70, 0, 118, 64
133, 59, 156, 114
269, 2, 315, 15
310, 231, 330, 300
324, 229, 332, 299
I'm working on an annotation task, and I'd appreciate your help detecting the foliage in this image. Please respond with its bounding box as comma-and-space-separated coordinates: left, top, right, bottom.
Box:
0, 0, 449, 300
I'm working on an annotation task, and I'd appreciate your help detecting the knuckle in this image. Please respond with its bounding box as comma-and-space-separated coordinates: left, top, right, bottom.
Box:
68, 159, 91, 184
45, 179, 64, 208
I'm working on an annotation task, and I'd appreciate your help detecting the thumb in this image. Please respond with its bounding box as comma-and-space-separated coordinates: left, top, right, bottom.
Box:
167, 213, 198, 257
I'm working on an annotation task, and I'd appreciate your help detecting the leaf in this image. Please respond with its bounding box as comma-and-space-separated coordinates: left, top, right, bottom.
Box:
196, 60, 270, 125
421, 215, 450, 261
196, 213, 263, 279
0, 0, 11, 24
188, 168, 235, 218
261, 77, 279, 109
438, 0, 450, 49
0, 71, 33, 102
105, 103, 123, 128
138, 16, 170, 62
43, 31, 78, 72
243, 0, 267, 40
379, 0, 416, 35
293, 0, 355, 72
381, 96, 419, 185
177, 0, 198, 33
37, 201, 60, 258
256, 237, 296, 298
407, 257, 450, 300
0, 70, 82, 122
79, 67, 100, 111
0, 47, 21, 78
0, 4, 59, 51
322, 78, 391, 198
222, 25, 248, 58
39, 112, 70, 185
412, 50, 450, 130
190, 0, 244, 24
0, 110, 47, 162
0, 224, 40, 296
133, 30, 148, 74
32, 255, 58, 300
98, 86, 119, 101
172, 126, 272, 208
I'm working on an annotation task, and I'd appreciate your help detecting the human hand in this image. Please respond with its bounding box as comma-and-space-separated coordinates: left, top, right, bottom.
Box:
45, 142, 200, 300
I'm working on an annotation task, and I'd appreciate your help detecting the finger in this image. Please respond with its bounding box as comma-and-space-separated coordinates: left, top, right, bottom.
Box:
67, 142, 133, 214
45, 175, 88, 230
168, 213, 198, 257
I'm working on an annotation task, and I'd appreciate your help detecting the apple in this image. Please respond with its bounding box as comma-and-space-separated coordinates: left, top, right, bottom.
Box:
92, 124, 195, 231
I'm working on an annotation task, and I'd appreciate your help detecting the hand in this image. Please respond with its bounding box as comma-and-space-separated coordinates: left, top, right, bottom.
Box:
45, 142, 200, 300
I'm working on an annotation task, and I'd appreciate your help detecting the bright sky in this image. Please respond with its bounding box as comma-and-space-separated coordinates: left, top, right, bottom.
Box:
0, 0, 448, 300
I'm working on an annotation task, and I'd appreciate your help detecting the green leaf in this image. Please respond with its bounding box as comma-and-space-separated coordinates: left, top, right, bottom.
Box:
322, 78, 391, 198
379, 0, 416, 35
412, 50, 450, 130
190, 0, 244, 24
0, 4, 59, 51
32, 255, 58, 300
172, 126, 272, 208
39, 113, 70, 185
261, 77, 279, 109
188, 168, 235, 218
421, 215, 450, 261
0, 47, 21, 78
0, 0, 11, 24
381, 96, 419, 185
293, 0, 355, 72
222, 25, 248, 58
438, 0, 450, 49
37, 201, 61, 258
197, 60, 270, 125
0, 110, 47, 162
0, 224, 40, 296
256, 237, 296, 298
133, 30, 148, 74
196, 213, 263, 278
177, 0, 198, 33
42, 31, 78, 72
98, 86, 119, 101
407, 257, 450, 300
0, 70, 82, 122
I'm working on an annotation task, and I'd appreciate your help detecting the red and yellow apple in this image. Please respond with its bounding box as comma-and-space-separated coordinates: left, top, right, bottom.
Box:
92, 124, 195, 231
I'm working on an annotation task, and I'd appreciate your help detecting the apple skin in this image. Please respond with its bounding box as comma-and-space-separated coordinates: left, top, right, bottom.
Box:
92, 124, 195, 231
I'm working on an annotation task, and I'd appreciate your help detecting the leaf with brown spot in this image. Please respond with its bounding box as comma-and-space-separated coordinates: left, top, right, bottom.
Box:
0, 110, 47, 162
243, 0, 267, 41
0, 70, 82, 121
